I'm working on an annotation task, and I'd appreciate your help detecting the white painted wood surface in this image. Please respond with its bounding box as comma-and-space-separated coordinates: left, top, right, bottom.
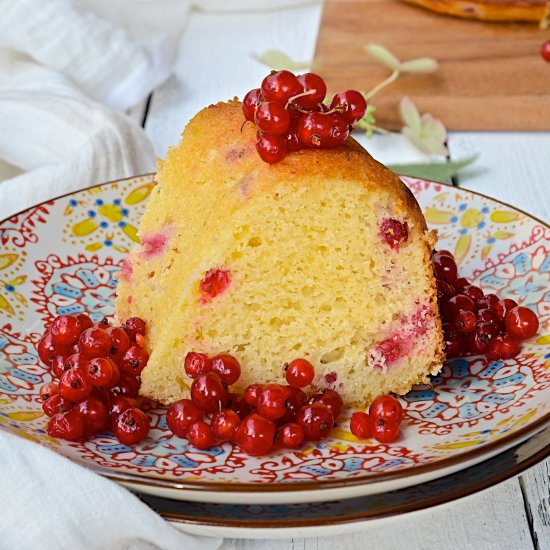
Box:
141, 3, 550, 548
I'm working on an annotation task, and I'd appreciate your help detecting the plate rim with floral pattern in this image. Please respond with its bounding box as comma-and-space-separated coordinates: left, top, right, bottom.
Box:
0, 173, 548, 504
142, 426, 550, 537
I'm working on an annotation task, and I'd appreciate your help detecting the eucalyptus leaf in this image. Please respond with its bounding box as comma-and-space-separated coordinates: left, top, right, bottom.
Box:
388, 156, 478, 183
364, 44, 401, 71
399, 58, 438, 74
253, 50, 310, 71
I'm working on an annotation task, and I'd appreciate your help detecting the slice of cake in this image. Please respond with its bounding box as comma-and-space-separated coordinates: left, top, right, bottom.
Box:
115, 100, 444, 407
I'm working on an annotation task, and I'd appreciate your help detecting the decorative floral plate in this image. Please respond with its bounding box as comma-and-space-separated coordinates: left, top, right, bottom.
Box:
143, 426, 550, 539
0, 175, 548, 504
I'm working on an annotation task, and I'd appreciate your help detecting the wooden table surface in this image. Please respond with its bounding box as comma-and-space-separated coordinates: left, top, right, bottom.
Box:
130, 3, 550, 548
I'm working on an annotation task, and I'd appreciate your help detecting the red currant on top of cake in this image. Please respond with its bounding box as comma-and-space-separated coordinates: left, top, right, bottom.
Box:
114, 70, 446, 408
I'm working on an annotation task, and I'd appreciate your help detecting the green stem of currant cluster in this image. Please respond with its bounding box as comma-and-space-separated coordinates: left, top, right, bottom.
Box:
363, 70, 400, 102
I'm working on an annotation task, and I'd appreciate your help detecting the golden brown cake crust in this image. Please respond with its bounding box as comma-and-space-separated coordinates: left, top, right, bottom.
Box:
164, 99, 431, 236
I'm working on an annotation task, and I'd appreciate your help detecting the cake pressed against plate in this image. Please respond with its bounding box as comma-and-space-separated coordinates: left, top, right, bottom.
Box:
114, 100, 445, 408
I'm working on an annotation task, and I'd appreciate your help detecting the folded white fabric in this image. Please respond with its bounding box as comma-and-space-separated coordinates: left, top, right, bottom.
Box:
0, 430, 221, 550
0, 1, 316, 547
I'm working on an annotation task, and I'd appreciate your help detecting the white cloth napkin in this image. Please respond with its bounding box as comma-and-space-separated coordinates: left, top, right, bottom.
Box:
0, 430, 221, 550
0, 1, 316, 547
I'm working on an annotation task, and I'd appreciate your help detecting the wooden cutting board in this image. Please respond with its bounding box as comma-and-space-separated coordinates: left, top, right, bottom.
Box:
313, 0, 550, 130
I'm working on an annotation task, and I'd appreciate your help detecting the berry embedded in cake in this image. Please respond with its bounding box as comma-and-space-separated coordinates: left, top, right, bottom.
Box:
114, 92, 445, 407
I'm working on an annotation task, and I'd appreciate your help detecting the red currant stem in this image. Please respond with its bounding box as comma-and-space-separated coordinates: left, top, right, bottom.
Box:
240, 119, 253, 133
363, 70, 400, 101
355, 121, 392, 135
285, 89, 316, 110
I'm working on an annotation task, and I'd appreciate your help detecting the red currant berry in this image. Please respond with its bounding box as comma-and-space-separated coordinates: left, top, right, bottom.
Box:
199, 268, 231, 303
437, 280, 455, 303
107, 360, 121, 388
369, 395, 404, 424
276, 422, 305, 449
372, 418, 400, 443
242, 88, 262, 121
63, 353, 87, 372
477, 308, 501, 328
462, 285, 484, 302
278, 386, 307, 424
37, 332, 71, 366
464, 322, 499, 355
244, 383, 263, 408
294, 73, 327, 109
256, 133, 287, 164
434, 249, 455, 259
105, 326, 130, 361
379, 218, 409, 250
108, 395, 138, 425
50, 315, 82, 346
86, 357, 115, 388
261, 70, 301, 103
166, 399, 203, 437
255, 101, 291, 135
541, 40, 550, 62
505, 306, 539, 340
286, 386, 308, 410
75, 313, 93, 331
59, 368, 92, 402
113, 408, 150, 445
187, 421, 217, 450
442, 294, 476, 321
285, 358, 315, 388
433, 254, 458, 283
110, 371, 140, 397
453, 277, 470, 292
120, 345, 149, 375
211, 353, 241, 385
256, 384, 288, 420
74, 396, 108, 435
296, 403, 334, 441
309, 389, 343, 419
443, 326, 464, 358
285, 120, 302, 153
122, 317, 147, 341
297, 112, 349, 149
51, 355, 66, 379
184, 351, 212, 379
191, 372, 229, 413
39, 382, 59, 402
454, 309, 477, 333
211, 409, 241, 442
486, 334, 521, 361
47, 410, 85, 441
235, 413, 276, 456
232, 397, 252, 420
42, 394, 73, 417
350, 411, 372, 438
477, 293, 499, 311
493, 298, 518, 321
330, 90, 367, 124
78, 327, 111, 357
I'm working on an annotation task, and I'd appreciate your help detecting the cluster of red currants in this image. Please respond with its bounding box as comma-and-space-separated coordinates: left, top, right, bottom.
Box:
167, 353, 403, 455
167, 353, 343, 455
37, 314, 152, 445
243, 70, 367, 164
433, 250, 540, 360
